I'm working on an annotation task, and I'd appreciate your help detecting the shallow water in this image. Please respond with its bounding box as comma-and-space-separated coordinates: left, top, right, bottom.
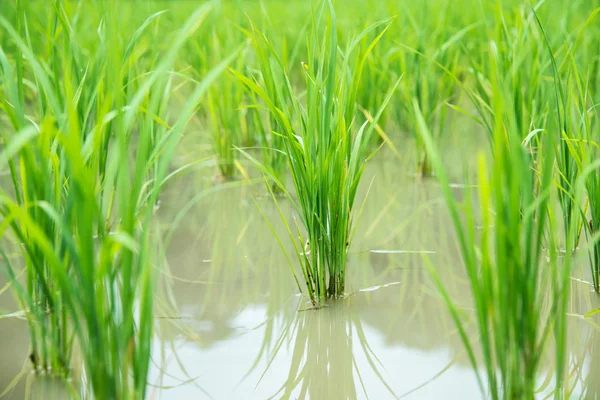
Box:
1, 143, 599, 399
146, 149, 482, 399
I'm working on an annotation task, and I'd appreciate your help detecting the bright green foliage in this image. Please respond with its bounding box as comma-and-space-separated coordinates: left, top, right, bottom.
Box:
534, 8, 600, 291
0, 0, 599, 396
417, 88, 570, 399
464, 5, 554, 141
200, 28, 248, 181
0, 0, 235, 398
355, 24, 397, 134
415, 9, 581, 398
235, 1, 399, 305
562, 52, 600, 292
397, 35, 463, 175
576, 117, 600, 293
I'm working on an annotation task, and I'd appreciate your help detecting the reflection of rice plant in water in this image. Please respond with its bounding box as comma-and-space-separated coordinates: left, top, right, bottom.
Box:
254, 303, 396, 398
583, 327, 600, 398
417, 33, 572, 397
0, 1, 235, 397
564, 317, 600, 399
235, 1, 399, 305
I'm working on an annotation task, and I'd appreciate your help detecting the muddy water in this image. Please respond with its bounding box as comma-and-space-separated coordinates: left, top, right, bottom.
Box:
1, 144, 599, 399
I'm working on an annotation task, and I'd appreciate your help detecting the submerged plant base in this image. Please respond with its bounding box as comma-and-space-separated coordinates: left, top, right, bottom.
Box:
307, 292, 346, 308
303, 293, 348, 310
416, 159, 435, 178
212, 171, 233, 185
29, 353, 69, 378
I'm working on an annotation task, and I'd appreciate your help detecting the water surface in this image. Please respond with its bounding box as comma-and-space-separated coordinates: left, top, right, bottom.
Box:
1, 143, 599, 399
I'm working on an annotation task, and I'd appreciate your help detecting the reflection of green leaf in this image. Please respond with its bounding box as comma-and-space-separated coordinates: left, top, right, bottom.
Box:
249, 302, 397, 399
585, 308, 600, 318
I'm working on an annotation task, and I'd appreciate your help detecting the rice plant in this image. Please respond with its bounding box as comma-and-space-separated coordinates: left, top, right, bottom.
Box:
356, 24, 397, 136
416, 33, 571, 398
453, 4, 588, 252
237, 20, 290, 192
548, 8, 600, 294
234, 1, 399, 305
0, 0, 236, 397
198, 27, 248, 182
462, 4, 554, 141
582, 155, 600, 293
1, 0, 599, 397
395, 6, 467, 176
557, 51, 600, 292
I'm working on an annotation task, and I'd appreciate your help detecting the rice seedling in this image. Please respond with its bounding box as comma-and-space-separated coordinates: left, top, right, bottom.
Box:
461, 4, 554, 141
1, 0, 600, 398
186, 6, 297, 185
243, 88, 289, 193
581, 151, 600, 293
234, 1, 399, 305
235, 13, 311, 193
0, 0, 237, 397
356, 25, 397, 135
454, 4, 589, 252
532, 24, 583, 255
544, 8, 600, 293
196, 27, 249, 182
394, 6, 467, 176
559, 56, 600, 292
472, 6, 600, 255
416, 24, 572, 397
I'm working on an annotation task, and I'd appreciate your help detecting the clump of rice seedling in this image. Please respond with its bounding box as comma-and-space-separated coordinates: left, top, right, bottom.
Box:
564, 55, 600, 292
0, 0, 81, 375
356, 24, 397, 135
534, 19, 581, 250
581, 155, 600, 293
416, 25, 572, 397
462, 4, 553, 141
0, 0, 236, 397
234, 1, 399, 305
458, 4, 585, 250
539, 8, 600, 294
236, 13, 312, 193
395, 8, 468, 176
197, 27, 249, 182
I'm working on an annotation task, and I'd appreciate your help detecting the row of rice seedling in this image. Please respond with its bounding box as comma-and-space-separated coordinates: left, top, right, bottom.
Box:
0, 0, 599, 397
0, 0, 236, 397
164, 0, 599, 396
195, 4, 600, 385
182, 0, 600, 186
414, 4, 600, 398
